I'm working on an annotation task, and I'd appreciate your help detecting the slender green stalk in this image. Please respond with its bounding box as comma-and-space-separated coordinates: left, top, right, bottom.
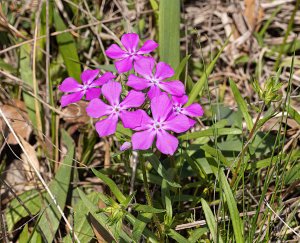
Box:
140, 154, 164, 241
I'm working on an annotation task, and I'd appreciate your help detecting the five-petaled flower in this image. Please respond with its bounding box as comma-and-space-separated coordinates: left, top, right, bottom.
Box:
127, 57, 185, 99
171, 95, 204, 127
59, 70, 115, 107
131, 93, 191, 155
86, 81, 145, 137
105, 33, 158, 73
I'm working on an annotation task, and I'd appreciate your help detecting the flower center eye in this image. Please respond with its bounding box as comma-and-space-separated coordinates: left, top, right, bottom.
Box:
113, 105, 121, 113
83, 84, 89, 90
174, 105, 182, 114
155, 124, 160, 128
151, 79, 159, 85
153, 121, 163, 130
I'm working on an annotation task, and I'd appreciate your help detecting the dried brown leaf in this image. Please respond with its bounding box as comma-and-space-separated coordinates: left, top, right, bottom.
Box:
0, 100, 32, 144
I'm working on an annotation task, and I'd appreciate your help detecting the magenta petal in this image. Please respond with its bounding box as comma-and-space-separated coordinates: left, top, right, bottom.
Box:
93, 72, 116, 86
132, 129, 155, 150
86, 98, 112, 118
155, 62, 174, 80
120, 90, 145, 109
60, 91, 84, 107
121, 33, 139, 52
119, 110, 144, 129
137, 40, 158, 54
134, 57, 155, 78
159, 80, 185, 97
133, 110, 153, 131
105, 44, 127, 59
182, 103, 204, 117
95, 114, 118, 137
156, 130, 178, 155
102, 81, 122, 106
188, 118, 196, 127
127, 74, 150, 90
120, 142, 131, 151
147, 85, 162, 100
85, 88, 101, 100
81, 69, 99, 85
164, 114, 191, 133
115, 57, 133, 73
150, 92, 172, 121
59, 78, 82, 92
172, 95, 188, 106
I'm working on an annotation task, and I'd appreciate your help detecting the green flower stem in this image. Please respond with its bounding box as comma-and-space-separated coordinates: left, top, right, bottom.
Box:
140, 153, 164, 241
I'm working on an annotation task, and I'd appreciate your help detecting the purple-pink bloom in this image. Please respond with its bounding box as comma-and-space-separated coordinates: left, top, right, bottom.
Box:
59, 70, 115, 107
131, 93, 190, 155
120, 141, 132, 151
171, 95, 204, 127
127, 57, 185, 99
105, 33, 158, 73
86, 81, 145, 137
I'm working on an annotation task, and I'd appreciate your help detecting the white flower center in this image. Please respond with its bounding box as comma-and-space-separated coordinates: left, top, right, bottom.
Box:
153, 121, 164, 131
173, 105, 182, 114
150, 78, 160, 85
112, 105, 121, 114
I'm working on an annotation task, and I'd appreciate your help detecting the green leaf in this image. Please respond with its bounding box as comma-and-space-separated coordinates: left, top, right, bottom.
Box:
179, 127, 242, 140
168, 229, 190, 243
18, 223, 29, 242
53, 10, 81, 81
73, 191, 101, 242
284, 162, 300, 185
0, 58, 16, 74
143, 153, 181, 188
219, 170, 244, 243
35, 130, 74, 242
91, 168, 126, 203
173, 55, 191, 80
287, 105, 300, 125
159, 0, 180, 69
229, 78, 253, 131
201, 198, 223, 243
133, 204, 165, 214
188, 227, 209, 243
186, 39, 228, 106
6, 190, 41, 231
161, 179, 173, 226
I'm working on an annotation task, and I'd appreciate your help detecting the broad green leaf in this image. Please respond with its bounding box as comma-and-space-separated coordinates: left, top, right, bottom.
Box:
201, 144, 230, 167
173, 55, 191, 80
179, 127, 242, 140
73, 191, 101, 242
229, 78, 253, 131
91, 168, 126, 203
53, 10, 81, 81
6, 190, 41, 231
133, 204, 165, 214
186, 40, 228, 106
219, 170, 244, 243
159, 0, 180, 69
287, 105, 300, 125
143, 153, 181, 188
0, 58, 16, 74
201, 198, 223, 243
35, 130, 74, 242
18, 223, 29, 242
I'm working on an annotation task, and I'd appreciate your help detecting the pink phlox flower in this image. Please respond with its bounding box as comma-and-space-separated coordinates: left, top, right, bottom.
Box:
171, 95, 204, 127
59, 70, 115, 107
131, 93, 191, 155
120, 141, 132, 151
86, 81, 145, 137
105, 33, 158, 73
127, 57, 185, 99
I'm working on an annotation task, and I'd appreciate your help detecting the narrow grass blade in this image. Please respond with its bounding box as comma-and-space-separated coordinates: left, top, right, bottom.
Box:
91, 168, 126, 203
219, 170, 244, 243
35, 130, 74, 242
168, 229, 190, 243
159, 0, 180, 69
143, 154, 181, 188
201, 198, 223, 243
161, 179, 173, 226
173, 55, 191, 80
186, 40, 228, 106
229, 78, 253, 131
53, 10, 81, 81
179, 127, 242, 140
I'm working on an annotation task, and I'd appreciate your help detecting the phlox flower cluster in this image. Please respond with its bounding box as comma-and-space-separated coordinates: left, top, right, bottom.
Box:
59, 33, 204, 155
